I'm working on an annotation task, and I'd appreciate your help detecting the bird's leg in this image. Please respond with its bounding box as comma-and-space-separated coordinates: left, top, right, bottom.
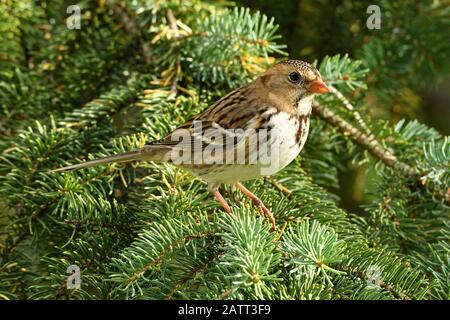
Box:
213, 190, 231, 214
234, 182, 277, 230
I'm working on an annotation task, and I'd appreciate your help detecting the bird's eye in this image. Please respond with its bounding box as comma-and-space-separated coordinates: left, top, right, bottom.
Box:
288, 72, 301, 83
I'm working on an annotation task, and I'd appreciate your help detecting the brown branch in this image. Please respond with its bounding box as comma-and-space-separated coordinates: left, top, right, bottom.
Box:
165, 249, 224, 299
166, 9, 179, 37
328, 85, 373, 138
104, 0, 152, 64
126, 232, 214, 286
166, 9, 181, 94
313, 102, 450, 206
313, 102, 416, 175
336, 265, 412, 300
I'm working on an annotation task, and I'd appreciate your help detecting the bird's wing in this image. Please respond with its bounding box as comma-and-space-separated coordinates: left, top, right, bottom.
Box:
52, 85, 272, 172
144, 85, 276, 165
149, 84, 264, 145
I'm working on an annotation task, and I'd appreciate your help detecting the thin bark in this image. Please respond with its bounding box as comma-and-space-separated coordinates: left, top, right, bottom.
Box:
313, 102, 450, 206
105, 0, 152, 64
166, 9, 181, 94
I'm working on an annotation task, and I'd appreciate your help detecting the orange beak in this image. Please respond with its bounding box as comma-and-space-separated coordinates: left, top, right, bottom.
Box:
307, 78, 330, 94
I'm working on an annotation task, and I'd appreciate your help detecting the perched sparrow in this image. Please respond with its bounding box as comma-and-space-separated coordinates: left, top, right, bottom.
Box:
53, 60, 329, 230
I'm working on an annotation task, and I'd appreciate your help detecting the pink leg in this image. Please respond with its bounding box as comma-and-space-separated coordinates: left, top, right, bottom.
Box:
235, 182, 277, 230
213, 190, 231, 214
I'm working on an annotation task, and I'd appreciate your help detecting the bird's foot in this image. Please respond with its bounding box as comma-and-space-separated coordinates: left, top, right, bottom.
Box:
213, 190, 231, 214
235, 182, 277, 231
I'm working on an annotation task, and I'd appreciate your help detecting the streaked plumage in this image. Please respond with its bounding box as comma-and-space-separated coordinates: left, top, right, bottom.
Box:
53, 60, 329, 230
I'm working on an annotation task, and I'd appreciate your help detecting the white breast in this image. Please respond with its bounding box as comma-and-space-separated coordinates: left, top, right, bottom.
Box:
195, 102, 312, 185
258, 111, 309, 176
297, 95, 314, 116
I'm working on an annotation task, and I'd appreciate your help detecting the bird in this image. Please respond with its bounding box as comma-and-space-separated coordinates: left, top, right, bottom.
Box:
52, 59, 329, 230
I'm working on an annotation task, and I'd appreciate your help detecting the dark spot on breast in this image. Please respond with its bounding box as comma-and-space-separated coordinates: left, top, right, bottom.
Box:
295, 116, 309, 144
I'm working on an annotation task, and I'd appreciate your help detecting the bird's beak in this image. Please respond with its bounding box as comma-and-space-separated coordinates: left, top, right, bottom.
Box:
307, 78, 330, 94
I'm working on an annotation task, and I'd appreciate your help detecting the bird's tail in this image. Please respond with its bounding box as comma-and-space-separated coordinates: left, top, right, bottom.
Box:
51, 145, 169, 172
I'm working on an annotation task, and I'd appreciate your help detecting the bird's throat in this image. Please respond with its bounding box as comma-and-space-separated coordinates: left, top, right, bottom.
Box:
296, 95, 314, 116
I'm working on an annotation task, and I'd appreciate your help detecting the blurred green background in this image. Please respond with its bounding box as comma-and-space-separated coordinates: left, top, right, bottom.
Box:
237, 0, 450, 213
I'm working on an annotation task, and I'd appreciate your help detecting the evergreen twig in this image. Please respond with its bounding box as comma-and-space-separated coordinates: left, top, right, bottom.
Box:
166, 9, 181, 94
313, 102, 450, 206
105, 0, 152, 64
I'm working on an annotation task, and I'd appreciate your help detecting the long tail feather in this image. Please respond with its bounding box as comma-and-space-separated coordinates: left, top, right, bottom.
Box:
51, 150, 146, 172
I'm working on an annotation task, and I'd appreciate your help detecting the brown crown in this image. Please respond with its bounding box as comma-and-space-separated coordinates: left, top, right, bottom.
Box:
280, 59, 319, 81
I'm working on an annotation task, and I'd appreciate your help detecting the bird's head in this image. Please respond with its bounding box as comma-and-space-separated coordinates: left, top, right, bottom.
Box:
260, 59, 329, 109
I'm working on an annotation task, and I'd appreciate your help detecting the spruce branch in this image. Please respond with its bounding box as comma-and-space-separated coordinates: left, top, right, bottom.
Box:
2, 2, 446, 300
166, 9, 181, 95
313, 102, 415, 175
328, 85, 373, 138
337, 265, 412, 300
104, 0, 152, 64
313, 102, 450, 206
164, 249, 224, 299
125, 231, 214, 286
